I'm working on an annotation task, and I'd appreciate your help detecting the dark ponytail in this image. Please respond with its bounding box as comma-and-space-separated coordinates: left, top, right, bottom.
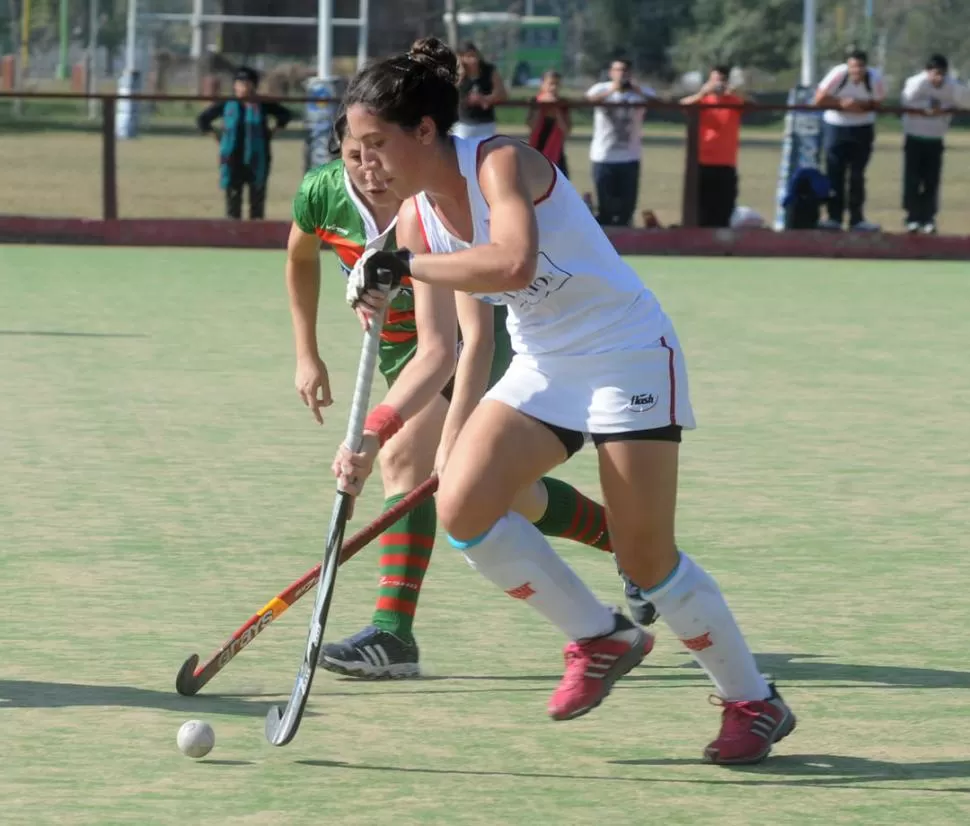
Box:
345, 37, 460, 138
327, 109, 348, 156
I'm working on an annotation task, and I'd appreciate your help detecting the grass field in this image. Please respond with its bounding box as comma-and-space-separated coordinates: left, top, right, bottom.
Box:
3, 123, 970, 233
2, 247, 970, 825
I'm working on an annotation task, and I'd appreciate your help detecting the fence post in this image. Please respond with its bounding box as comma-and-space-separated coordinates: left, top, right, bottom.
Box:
680, 106, 700, 228
102, 96, 119, 220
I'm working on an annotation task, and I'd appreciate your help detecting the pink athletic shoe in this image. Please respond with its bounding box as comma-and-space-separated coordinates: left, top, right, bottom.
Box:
548, 611, 652, 721
704, 684, 797, 765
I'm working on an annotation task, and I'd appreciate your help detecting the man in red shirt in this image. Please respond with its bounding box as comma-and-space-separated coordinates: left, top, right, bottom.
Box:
682, 66, 746, 228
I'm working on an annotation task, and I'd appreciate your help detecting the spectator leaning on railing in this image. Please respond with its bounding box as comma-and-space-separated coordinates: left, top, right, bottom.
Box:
814, 49, 885, 232
527, 70, 571, 178
681, 65, 748, 229
586, 58, 656, 227
901, 54, 961, 235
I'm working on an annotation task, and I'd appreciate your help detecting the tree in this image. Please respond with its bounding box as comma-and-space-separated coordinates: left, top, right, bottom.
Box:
672, 0, 801, 74
582, 0, 693, 79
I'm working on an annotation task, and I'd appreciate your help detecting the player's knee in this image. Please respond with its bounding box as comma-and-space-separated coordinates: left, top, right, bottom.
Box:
435, 485, 467, 538
611, 527, 679, 588
379, 434, 426, 493
437, 484, 495, 542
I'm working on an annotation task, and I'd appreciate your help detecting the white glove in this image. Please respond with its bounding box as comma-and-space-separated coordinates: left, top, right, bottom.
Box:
346, 248, 409, 308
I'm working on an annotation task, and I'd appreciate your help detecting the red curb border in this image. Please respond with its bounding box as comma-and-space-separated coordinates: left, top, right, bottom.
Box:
2, 217, 969, 261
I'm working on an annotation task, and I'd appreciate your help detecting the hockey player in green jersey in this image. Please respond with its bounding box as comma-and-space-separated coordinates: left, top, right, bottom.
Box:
285, 113, 646, 679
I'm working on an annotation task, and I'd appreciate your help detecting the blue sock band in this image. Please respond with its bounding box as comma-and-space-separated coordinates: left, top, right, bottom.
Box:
642, 551, 684, 596
447, 528, 492, 550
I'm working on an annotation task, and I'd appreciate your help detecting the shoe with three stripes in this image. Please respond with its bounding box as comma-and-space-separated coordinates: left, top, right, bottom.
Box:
703, 683, 797, 765
318, 625, 420, 679
547, 610, 653, 721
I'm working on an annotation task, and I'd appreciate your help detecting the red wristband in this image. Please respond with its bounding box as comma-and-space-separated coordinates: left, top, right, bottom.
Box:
364, 404, 404, 447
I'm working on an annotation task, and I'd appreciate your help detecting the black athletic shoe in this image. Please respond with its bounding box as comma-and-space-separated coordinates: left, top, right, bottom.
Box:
318, 625, 420, 679
619, 569, 660, 627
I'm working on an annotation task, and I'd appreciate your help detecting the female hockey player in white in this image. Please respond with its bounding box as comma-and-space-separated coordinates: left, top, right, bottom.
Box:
337, 37, 796, 765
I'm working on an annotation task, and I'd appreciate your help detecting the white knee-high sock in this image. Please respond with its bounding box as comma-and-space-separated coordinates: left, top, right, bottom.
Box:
449, 512, 615, 641
647, 552, 770, 702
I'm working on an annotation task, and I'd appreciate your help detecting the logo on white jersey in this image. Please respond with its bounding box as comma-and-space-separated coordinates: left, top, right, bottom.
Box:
489, 251, 573, 309
626, 393, 658, 412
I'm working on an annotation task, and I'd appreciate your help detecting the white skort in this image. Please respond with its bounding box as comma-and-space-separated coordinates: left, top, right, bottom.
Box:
484, 328, 696, 435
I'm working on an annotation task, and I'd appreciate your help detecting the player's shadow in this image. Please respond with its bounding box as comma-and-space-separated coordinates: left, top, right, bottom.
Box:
0, 330, 147, 338
0, 679, 284, 718
298, 755, 970, 793
198, 759, 255, 766
319, 652, 970, 697
663, 652, 970, 691
612, 753, 970, 790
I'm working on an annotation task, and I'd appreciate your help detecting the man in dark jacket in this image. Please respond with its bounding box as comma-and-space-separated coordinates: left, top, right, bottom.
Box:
197, 67, 294, 220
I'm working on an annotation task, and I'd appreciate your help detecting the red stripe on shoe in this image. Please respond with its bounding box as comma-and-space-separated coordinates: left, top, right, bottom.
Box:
379, 533, 435, 551
378, 553, 432, 571
660, 335, 677, 426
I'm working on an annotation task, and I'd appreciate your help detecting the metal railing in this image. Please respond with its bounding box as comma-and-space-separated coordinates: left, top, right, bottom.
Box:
1, 90, 965, 230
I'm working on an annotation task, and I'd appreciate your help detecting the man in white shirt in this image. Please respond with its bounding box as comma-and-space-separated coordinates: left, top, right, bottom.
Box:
814, 49, 885, 231
586, 59, 655, 227
901, 54, 961, 234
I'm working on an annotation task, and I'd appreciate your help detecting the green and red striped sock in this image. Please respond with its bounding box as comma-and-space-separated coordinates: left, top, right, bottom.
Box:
371, 493, 437, 642
532, 476, 612, 552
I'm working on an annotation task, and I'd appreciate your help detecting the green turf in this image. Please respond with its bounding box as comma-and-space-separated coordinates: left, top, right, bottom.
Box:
2, 247, 969, 825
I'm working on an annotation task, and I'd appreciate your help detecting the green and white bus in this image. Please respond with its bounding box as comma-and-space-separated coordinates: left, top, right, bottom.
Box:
444, 12, 564, 87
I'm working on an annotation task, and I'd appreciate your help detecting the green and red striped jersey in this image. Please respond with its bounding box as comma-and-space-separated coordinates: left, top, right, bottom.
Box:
293, 159, 416, 347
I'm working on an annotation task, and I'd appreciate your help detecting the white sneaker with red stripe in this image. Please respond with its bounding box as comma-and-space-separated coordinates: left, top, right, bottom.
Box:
548, 611, 652, 721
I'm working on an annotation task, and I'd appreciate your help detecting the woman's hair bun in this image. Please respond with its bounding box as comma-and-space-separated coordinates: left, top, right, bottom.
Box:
409, 37, 459, 85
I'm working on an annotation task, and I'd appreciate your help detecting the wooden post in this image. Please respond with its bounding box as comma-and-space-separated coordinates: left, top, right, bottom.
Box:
102, 96, 119, 220
680, 106, 700, 228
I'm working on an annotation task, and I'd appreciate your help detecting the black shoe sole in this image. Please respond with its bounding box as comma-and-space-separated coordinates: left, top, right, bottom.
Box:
319, 657, 421, 680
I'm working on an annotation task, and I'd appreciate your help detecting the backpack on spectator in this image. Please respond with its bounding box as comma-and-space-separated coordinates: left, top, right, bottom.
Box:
783, 167, 831, 230
835, 68, 873, 94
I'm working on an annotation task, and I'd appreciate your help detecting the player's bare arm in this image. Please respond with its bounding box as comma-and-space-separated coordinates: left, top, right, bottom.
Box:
285, 221, 333, 423
436, 292, 495, 475
407, 143, 543, 293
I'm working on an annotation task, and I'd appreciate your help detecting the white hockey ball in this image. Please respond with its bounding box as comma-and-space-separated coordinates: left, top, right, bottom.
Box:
177, 720, 215, 759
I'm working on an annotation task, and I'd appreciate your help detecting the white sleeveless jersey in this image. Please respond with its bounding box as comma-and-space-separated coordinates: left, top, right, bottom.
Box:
412, 136, 669, 356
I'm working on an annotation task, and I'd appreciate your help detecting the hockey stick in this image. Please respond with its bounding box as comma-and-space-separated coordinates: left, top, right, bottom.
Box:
265, 285, 390, 746
174, 475, 438, 697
